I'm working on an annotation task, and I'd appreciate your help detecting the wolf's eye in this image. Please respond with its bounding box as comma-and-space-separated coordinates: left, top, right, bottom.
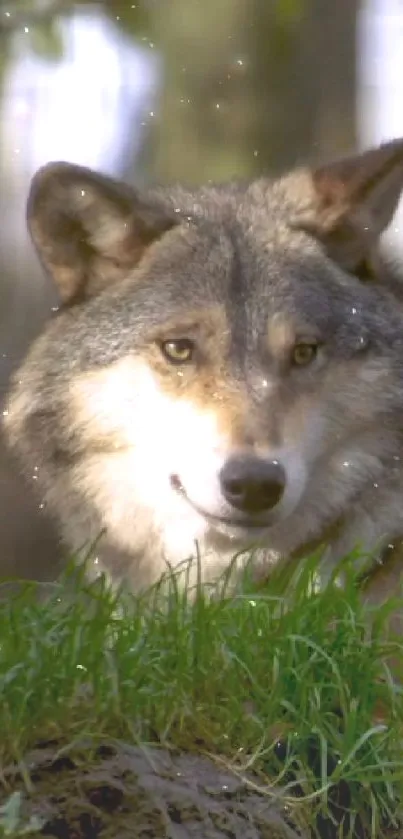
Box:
160, 339, 194, 364
291, 342, 318, 366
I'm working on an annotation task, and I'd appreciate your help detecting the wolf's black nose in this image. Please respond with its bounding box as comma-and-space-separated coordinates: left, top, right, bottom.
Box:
220, 456, 286, 514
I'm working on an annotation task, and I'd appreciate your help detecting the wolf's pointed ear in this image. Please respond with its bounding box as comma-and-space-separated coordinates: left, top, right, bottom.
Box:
27, 162, 178, 304
296, 138, 403, 275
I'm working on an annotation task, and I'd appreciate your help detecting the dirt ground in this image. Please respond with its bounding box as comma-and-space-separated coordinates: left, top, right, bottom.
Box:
1, 739, 307, 839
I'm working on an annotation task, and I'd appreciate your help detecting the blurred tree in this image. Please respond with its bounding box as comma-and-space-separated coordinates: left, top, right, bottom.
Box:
0, 0, 359, 182
147, 0, 359, 183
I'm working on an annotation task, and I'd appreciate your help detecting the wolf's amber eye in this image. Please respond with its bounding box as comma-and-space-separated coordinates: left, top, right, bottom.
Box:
292, 342, 318, 366
160, 339, 194, 364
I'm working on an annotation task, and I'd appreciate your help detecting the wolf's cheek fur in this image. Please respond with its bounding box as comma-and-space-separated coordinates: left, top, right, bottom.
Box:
277, 359, 403, 552
69, 355, 320, 535
68, 357, 233, 553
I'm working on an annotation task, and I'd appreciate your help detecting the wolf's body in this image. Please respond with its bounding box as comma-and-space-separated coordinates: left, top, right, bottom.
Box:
4, 140, 403, 606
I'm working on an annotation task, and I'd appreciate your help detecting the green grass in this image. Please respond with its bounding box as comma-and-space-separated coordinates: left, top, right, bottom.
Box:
0, 551, 403, 836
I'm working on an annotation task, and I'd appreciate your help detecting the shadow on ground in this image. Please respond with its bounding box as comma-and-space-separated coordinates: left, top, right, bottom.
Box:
2, 739, 306, 839
3, 738, 402, 839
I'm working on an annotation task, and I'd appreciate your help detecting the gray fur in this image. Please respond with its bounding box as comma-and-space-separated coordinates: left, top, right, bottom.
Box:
4, 141, 403, 607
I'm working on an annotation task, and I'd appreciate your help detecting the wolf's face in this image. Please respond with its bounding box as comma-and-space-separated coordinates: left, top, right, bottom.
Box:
63, 234, 398, 563
5, 140, 403, 586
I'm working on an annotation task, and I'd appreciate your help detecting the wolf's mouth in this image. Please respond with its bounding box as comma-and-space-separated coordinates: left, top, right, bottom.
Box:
170, 474, 271, 532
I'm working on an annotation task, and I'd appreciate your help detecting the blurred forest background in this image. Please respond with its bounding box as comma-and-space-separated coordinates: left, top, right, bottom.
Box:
0, 0, 403, 577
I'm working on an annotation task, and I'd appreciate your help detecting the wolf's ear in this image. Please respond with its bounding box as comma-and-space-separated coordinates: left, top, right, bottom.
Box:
296, 138, 403, 275
27, 162, 178, 304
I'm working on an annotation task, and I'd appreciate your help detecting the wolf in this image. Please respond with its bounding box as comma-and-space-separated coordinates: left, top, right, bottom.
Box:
4, 139, 403, 608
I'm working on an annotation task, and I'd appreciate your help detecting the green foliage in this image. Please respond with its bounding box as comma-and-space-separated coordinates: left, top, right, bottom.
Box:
102, 0, 152, 42
275, 0, 305, 25
0, 551, 402, 835
26, 17, 64, 61
0, 0, 153, 76
0, 792, 44, 836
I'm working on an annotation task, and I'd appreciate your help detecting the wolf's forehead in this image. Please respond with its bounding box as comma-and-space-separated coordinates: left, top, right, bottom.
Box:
133, 216, 341, 338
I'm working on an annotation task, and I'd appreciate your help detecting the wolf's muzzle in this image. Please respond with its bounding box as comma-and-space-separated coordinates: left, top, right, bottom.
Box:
219, 455, 286, 514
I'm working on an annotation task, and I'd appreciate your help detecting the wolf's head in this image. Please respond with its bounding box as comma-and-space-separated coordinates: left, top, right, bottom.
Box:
5, 140, 403, 588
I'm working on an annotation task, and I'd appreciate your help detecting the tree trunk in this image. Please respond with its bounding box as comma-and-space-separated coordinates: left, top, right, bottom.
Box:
147, 0, 358, 185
